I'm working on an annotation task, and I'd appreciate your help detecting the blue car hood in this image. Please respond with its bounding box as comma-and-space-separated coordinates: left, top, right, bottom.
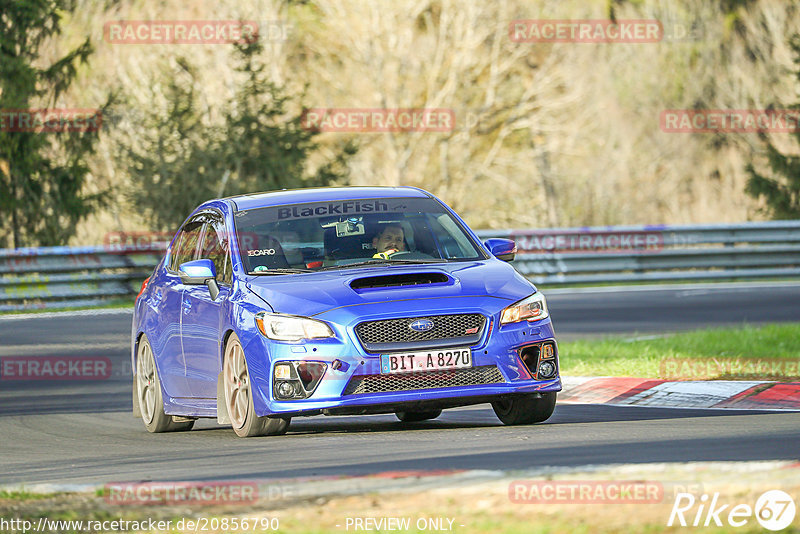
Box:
245, 261, 535, 317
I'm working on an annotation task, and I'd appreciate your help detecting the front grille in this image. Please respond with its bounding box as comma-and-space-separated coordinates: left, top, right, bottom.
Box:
342, 365, 505, 395
355, 313, 486, 352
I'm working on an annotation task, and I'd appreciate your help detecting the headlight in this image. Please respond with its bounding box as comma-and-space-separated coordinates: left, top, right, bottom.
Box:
500, 292, 549, 324
255, 312, 335, 341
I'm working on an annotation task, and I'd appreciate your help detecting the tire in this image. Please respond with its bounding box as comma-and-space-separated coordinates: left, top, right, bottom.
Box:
492, 393, 557, 425
223, 333, 290, 438
395, 409, 442, 422
136, 335, 195, 433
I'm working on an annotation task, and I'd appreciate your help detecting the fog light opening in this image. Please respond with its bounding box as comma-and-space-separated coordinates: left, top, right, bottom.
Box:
274, 363, 292, 380
277, 381, 297, 399
519, 345, 540, 376
273, 361, 328, 400
537, 360, 557, 379
297, 361, 327, 391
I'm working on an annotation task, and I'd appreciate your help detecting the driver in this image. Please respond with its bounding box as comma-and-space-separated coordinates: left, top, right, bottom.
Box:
372, 224, 406, 259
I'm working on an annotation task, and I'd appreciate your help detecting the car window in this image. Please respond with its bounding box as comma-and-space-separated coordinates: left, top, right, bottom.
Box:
170, 219, 204, 271
200, 217, 232, 285
233, 197, 485, 273
432, 213, 480, 259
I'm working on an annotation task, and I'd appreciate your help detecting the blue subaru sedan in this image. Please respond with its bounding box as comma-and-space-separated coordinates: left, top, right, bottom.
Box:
132, 186, 561, 437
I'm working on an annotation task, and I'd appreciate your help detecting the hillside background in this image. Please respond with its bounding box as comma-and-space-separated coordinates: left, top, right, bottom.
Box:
38, 0, 800, 243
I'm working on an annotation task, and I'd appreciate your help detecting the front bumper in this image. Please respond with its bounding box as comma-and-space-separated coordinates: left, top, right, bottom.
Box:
269, 380, 562, 417
242, 301, 562, 417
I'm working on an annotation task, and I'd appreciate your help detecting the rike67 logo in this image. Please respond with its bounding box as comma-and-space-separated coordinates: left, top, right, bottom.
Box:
668, 490, 796, 530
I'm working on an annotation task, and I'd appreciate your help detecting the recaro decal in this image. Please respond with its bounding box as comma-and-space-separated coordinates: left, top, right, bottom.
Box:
247, 249, 276, 256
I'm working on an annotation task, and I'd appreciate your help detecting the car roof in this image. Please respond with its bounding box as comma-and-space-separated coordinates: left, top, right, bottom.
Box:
227, 186, 432, 211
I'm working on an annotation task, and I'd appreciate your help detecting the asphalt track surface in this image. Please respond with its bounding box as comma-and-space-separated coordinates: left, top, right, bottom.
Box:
1, 283, 799, 487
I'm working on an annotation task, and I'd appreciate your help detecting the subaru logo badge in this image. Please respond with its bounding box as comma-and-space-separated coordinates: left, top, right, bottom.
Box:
409, 319, 434, 332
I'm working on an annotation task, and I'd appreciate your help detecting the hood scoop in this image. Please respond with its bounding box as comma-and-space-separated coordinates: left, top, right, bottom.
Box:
350, 272, 450, 291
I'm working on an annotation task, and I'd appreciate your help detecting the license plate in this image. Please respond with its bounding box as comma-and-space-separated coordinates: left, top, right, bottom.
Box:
380, 348, 473, 374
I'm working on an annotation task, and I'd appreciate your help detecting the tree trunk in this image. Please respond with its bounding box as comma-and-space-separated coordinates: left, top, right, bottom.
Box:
9, 164, 21, 249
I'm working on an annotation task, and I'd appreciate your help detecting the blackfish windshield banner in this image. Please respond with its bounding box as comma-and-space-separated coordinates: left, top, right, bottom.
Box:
238, 198, 435, 223
278, 200, 389, 220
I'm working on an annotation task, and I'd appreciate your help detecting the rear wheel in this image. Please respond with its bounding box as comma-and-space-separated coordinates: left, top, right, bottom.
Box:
492, 393, 556, 425
223, 334, 290, 438
136, 335, 194, 433
395, 409, 442, 422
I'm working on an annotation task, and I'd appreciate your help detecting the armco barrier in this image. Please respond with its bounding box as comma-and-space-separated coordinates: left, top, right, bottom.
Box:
481, 221, 800, 285
0, 245, 162, 311
0, 221, 799, 311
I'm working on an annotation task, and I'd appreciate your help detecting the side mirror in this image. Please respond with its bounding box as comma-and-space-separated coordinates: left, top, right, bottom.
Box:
179, 259, 220, 299
484, 238, 517, 262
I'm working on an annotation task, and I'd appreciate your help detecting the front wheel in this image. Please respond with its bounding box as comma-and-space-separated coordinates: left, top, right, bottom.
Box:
223, 334, 290, 438
492, 393, 556, 425
136, 335, 194, 433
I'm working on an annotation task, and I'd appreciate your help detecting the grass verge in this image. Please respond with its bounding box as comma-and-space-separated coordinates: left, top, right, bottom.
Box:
0, 490, 56, 501
2, 463, 797, 533
559, 322, 800, 379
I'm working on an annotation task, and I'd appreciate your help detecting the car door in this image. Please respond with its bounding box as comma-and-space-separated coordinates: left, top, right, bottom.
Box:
181, 212, 232, 398
155, 217, 204, 398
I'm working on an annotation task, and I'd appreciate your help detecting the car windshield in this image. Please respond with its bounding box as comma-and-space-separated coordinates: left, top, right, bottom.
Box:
233, 197, 485, 273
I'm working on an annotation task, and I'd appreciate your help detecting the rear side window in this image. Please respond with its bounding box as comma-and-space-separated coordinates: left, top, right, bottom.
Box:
169, 220, 204, 271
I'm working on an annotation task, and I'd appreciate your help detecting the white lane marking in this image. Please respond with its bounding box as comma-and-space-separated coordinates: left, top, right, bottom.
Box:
0, 341, 128, 357
557, 400, 800, 412
619, 334, 671, 342
543, 281, 800, 295
676, 289, 712, 297
0, 308, 134, 321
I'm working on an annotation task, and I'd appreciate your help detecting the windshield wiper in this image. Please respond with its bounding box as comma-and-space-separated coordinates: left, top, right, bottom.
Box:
248, 268, 313, 275
383, 259, 442, 264
321, 258, 442, 270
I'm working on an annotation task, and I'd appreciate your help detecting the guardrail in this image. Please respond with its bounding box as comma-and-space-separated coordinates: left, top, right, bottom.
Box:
1, 221, 799, 311
0, 245, 162, 311
480, 220, 800, 285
